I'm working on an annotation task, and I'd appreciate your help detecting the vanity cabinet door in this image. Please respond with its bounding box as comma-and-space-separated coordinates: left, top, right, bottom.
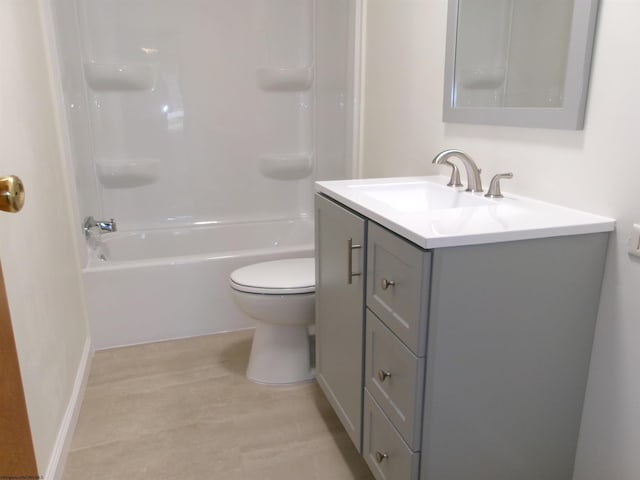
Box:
315, 194, 366, 451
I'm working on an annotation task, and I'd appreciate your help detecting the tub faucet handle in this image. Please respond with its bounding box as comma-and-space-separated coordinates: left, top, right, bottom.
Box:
84, 216, 117, 237
97, 218, 117, 233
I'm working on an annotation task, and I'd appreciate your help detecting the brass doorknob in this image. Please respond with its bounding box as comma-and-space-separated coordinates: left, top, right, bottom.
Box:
0, 175, 25, 213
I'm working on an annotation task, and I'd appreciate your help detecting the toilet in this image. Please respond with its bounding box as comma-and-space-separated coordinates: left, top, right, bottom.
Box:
229, 257, 315, 385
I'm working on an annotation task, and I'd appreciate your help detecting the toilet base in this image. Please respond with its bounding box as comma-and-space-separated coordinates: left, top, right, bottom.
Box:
247, 323, 314, 385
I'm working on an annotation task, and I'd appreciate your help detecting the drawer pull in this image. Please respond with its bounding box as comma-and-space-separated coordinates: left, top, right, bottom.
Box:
347, 238, 362, 284
378, 369, 392, 382
381, 278, 395, 290
375, 451, 389, 463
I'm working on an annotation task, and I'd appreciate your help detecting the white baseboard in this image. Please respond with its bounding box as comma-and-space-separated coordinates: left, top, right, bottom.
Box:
45, 337, 93, 480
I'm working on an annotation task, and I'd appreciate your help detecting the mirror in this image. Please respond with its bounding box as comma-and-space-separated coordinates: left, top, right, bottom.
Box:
443, 0, 599, 129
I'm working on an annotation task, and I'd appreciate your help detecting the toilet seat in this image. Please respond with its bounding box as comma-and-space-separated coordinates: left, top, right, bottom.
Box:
230, 258, 315, 295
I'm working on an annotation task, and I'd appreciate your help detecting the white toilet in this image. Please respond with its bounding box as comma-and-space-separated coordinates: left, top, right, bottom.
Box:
229, 257, 315, 385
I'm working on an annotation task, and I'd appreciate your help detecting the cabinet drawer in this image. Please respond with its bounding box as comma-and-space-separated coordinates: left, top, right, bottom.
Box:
366, 222, 431, 356
365, 310, 425, 449
363, 391, 420, 480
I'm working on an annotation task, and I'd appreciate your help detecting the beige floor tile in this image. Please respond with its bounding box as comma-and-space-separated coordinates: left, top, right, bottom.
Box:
62, 331, 373, 480
65, 421, 243, 480
312, 434, 374, 480
72, 376, 231, 449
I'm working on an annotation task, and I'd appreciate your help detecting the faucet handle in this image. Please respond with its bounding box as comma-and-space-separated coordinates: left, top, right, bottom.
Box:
83, 216, 117, 236
485, 173, 513, 198
99, 218, 117, 233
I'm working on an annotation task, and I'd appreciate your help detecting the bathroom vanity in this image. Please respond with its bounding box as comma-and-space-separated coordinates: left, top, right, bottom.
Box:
314, 176, 614, 480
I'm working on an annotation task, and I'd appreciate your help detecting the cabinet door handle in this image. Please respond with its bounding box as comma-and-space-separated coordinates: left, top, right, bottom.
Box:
347, 238, 362, 284
378, 370, 392, 382
375, 451, 389, 463
381, 278, 395, 290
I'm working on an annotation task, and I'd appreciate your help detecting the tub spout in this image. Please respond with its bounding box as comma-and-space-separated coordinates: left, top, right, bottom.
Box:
84, 216, 117, 237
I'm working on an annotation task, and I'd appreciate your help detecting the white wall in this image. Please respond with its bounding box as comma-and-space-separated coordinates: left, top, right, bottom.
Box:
361, 1, 640, 479
0, 0, 90, 475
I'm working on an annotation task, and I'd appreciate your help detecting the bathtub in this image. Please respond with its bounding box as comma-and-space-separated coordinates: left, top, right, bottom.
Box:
83, 218, 314, 349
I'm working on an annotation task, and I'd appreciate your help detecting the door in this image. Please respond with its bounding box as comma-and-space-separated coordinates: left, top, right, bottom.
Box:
0, 1, 62, 475
315, 194, 366, 451
0, 260, 37, 475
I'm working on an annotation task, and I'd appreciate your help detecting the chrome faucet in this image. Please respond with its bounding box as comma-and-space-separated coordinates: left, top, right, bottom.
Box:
83, 216, 117, 237
432, 149, 483, 193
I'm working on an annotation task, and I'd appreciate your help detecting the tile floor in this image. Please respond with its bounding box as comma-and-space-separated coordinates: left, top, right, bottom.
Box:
62, 330, 374, 480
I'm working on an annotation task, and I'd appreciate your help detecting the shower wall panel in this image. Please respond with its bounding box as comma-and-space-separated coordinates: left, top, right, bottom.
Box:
63, 0, 350, 230
51, 0, 101, 225
315, 0, 360, 181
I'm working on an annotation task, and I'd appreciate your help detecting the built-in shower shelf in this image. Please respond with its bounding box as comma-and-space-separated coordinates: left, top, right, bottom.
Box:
84, 62, 155, 91
256, 66, 313, 92
96, 159, 160, 188
259, 154, 313, 180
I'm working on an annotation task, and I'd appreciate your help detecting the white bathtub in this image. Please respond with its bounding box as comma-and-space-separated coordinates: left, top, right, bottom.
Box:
83, 219, 314, 349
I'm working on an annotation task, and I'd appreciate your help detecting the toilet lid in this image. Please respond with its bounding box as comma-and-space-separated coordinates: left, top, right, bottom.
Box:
230, 257, 315, 294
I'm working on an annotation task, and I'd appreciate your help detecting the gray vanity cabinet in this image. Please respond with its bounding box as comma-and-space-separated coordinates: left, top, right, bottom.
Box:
419, 235, 608, 480
314, 194, 367, 451
315, 193, 609, 480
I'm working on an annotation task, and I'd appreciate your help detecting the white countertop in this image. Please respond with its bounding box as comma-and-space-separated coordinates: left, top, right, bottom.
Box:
315, 176, 615, 249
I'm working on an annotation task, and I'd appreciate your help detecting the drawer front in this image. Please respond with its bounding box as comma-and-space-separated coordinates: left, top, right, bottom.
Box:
366, 310, 425, 449
366, 222, 431, 355
363, 391, 420, 480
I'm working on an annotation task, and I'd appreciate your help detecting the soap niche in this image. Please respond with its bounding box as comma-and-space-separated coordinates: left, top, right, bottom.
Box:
96, 159, 160, 188
258, 0, 313, 91
259, 154, 313, 180
84, 62, 155, 91
256, 66, 313, 92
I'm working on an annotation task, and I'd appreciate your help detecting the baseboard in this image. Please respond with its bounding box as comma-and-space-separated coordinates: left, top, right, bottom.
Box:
44, 337, 93, 480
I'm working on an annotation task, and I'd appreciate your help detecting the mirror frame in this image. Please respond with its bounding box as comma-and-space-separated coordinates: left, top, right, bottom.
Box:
443, 0, 600, 130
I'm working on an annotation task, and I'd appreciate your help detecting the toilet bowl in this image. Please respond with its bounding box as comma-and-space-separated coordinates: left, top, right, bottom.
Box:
230, 257, 315, 385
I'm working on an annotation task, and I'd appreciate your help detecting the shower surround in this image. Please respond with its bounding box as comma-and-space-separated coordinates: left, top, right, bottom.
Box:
51, 0, 359, 348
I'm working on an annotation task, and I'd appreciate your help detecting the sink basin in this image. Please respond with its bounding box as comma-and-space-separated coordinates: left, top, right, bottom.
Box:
315, 175, 615, 249
349, 181, 491, 212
